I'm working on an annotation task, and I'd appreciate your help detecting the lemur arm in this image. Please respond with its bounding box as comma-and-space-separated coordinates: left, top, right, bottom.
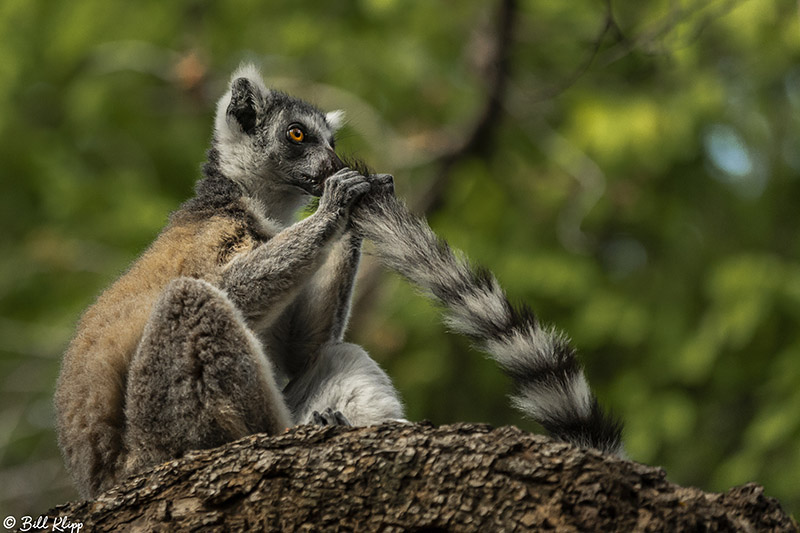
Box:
220, 170, 369, 330
297, 229, 362, 342
322, 229, 363, 342
262, 230, 362, 378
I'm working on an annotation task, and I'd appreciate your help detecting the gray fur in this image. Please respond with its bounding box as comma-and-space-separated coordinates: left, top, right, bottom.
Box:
55, 65, 403, 498
350, 184, 624, 456
219, 170, 369, 328
284, 342, 404, 426
124, 278, 292, 475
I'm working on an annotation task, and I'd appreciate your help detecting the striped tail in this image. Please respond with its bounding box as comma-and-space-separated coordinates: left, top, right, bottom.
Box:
353, 193, 624, 455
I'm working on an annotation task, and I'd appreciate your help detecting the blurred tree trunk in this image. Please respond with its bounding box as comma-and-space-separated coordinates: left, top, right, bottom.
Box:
46, 423, 796, 532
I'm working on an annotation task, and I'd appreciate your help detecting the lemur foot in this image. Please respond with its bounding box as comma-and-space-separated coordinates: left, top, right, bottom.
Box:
312, 407, 351, 427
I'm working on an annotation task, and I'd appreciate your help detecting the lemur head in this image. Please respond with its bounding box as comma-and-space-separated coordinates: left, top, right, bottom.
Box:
212, 63, 346, 198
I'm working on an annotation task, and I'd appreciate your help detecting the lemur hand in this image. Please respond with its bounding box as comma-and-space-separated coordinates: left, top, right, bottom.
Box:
348, 172, 401, 238
318, 168, 371, 215
367, 173, 394, 197
354, 173, 395, 209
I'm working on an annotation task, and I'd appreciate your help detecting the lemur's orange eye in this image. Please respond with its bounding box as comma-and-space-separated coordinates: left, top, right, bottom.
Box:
287, 125, 305, 143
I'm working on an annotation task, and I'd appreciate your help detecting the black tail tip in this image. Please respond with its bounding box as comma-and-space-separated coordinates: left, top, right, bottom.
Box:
541, 400, 624, 456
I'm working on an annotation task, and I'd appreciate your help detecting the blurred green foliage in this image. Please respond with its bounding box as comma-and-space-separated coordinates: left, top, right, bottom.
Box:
1, 0, 799, 518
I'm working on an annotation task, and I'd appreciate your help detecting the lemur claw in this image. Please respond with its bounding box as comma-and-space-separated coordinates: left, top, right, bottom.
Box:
312, 407, 351, 427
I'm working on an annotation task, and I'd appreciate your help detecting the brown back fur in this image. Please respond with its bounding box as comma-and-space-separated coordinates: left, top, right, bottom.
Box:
55, 207, 272, 496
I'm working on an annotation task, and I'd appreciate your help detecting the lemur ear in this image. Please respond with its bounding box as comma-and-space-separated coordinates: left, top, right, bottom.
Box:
214, 63, 270, 139
227, 77, 259, 134
325, 110, 346, 132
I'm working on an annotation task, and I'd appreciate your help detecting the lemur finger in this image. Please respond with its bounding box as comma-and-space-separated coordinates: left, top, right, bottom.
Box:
372, 173, 393, 185
320, 172, 369, 212
332, 410, 351, 426
370, 173, 394, 194
311, 408, 351, 426
323, 171, 368, 195
327, 168, 362, 183
337, 176, 371, 205
322, 407, 351, 426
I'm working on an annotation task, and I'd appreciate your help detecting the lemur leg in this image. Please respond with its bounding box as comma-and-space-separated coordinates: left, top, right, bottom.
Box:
280, 236, 406, 426
123, 277, 291, 477
283, 342, 404, 426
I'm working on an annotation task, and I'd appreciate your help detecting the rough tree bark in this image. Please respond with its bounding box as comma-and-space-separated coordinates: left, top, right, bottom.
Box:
44, 423, 796, 532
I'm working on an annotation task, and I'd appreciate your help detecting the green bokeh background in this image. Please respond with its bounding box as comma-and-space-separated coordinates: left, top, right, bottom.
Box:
1, 0, 798, 518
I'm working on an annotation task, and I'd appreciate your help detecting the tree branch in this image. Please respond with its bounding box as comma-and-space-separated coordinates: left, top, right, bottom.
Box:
414, 0, 517, 216
45, 423, 797, 532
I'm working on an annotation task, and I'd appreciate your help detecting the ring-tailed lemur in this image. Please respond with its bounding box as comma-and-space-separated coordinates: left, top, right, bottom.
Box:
55, 64, 403, 498
349, 185, 625, 457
